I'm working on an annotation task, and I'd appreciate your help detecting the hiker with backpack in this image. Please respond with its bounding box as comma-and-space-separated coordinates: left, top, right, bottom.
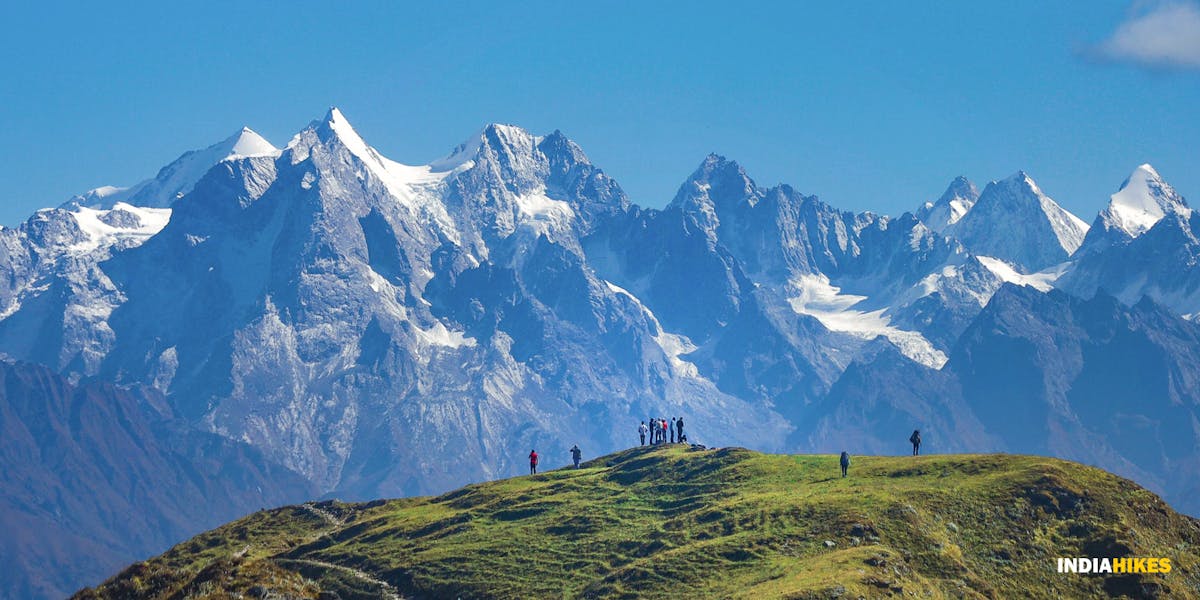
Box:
675, 417, 684, 443
570, 444, 582, 469
840, 451, 850, 477
529, 449, 539, 474
639, 421, 648, 446
909, 430, 921, 456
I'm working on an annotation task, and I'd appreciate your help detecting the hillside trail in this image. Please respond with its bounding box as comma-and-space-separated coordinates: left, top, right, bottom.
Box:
298, 502, 343, 527
284, 503, 405, 599
285, 558, 405, 600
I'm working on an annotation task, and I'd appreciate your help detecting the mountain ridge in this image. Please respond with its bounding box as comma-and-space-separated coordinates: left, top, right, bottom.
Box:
74, 445, 1200, 600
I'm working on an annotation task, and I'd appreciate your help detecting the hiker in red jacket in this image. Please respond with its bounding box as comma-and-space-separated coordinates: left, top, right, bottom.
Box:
529, 449, 539, 474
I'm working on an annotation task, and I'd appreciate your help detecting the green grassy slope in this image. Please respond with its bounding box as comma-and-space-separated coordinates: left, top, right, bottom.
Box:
75, 445, 1200, 599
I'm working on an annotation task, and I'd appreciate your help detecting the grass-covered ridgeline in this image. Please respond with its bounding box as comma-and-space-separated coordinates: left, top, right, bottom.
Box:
76, 445, 1200, 599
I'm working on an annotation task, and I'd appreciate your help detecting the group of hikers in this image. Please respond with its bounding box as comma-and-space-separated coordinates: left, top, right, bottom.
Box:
525, 415, 692, 475
638, 417, 685, 445
526, 423, 923, 478
838, 429, 922, 478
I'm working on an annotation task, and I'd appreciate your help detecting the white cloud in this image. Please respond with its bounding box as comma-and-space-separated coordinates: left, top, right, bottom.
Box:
1092, 1, 1200, 70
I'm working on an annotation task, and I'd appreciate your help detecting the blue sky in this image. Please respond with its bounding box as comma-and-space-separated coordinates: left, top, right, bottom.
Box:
1, 1, 1198, 225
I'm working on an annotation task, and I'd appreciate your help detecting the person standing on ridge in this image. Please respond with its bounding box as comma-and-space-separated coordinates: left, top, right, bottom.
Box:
840, 451, 850, 478
529, 449, 539, 474
570, 444, 582, 469
676, 417, 684, 443
909, 430, 922, 456
639, 421, 648, 446
661, 418, 668, 444
670, 417, 676, 443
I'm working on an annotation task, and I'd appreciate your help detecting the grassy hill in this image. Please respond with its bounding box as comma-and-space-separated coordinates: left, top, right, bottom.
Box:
75, 445, 1200, 599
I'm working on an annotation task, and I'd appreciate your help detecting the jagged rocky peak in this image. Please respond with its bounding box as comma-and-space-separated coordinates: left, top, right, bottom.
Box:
429, 122, 544, 174
918, 175, 979, 231
1100, 163, 1190, 238
671, 154, 760, 211
537, 129, 592, 171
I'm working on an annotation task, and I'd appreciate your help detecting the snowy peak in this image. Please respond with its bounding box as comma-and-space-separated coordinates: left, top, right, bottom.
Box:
949, 171, 1089, 272
308, 106, 378, 160
482, 122, 540, 153
1100, 163, 1189, 238
68, 127, 279, 210
990, 171, 1089, 252
222, 127, 278, 160
917, 175, 978, 231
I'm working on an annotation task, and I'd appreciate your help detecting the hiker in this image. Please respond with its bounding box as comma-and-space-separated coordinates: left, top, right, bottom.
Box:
639, 421, 648, 446
840, 451, 850, 478
670, 417, 676, 443
529, 449, 539, 474
660, 419, 668, 443
676, 417, 684, 443
571, 444, 582, 469
909, 430, 921, 456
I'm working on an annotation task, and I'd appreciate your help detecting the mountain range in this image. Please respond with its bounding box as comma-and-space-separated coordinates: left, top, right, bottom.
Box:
1, 108, 1197, 596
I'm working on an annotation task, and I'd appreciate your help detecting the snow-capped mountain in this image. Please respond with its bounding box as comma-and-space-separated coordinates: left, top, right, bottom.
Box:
916, 175, 979, 232
4, 109, 787, 497
948, 171, 1089, 273
0, 202, 171, 374
1, 110, 1199, 596
1057, 164, 1200, 319
66, 127, 279, 209
1088, 163, 1191, 243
